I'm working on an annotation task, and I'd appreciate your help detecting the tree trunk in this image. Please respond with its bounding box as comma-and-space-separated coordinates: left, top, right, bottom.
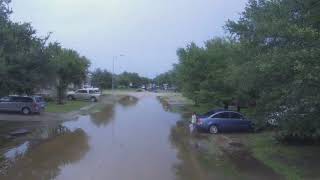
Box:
224, 102, 229, 110
56, 84, 66, 105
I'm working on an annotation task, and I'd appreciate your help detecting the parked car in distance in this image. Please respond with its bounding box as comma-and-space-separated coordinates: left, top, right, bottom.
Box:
0, 95, 46, 115
67, 88, 101, 102
196, 110, 254, 134
136, 88, 144, 92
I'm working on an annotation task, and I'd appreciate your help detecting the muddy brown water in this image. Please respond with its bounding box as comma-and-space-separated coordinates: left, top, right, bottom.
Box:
0, 94, 282, 180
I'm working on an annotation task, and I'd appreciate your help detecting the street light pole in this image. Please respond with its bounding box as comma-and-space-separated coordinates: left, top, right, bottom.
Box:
112, 56, 116, 98
111, 54, 125, 98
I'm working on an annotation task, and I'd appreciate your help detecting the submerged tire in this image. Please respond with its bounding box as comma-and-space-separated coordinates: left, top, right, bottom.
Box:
90, 97, 97, 102
22, 107, 31, 115
67, 95, 74, 101
209, 125, 219, 134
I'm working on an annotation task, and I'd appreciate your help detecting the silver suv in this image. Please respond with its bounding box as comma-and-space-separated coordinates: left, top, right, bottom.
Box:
67, 88, 101, 102
0, 96, 46, 115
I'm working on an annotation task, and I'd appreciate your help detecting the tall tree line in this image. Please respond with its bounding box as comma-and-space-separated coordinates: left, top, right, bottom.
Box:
0, 0, 90, 103
160, 0, 320, 141
91, 69, 151, 89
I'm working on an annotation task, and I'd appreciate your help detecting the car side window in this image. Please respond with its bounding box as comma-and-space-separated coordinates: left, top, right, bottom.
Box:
12, 97, 33, 102
0, 97, 11, 102
212, 112, 229, 119
23, 97, 33, 102
230, 112, 243, 119
35, 97, 44, 102
77, 90, 87, 93
11, 97, 20, 102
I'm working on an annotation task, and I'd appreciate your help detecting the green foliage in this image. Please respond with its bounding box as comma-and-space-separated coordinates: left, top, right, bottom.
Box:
226, 0, 320, 141
91, 68, 112, 89
173, 0, 320, 141
47, 43, 90, 104
175, 39, 242, 107
0, 1, 91, 101
154, 68, 179, 88
0, 10, 52, 96
116, 71, 150, 88
0, 0, 11, 19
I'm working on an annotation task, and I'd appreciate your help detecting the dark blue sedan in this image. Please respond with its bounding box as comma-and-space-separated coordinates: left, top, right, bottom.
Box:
195, 110, 254, 134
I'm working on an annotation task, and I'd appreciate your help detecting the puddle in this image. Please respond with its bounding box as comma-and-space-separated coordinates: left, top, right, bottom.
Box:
0, 94, 285, 180
4, 141, 30, 161
90, 104, 115, 127
118, 96, 139, 107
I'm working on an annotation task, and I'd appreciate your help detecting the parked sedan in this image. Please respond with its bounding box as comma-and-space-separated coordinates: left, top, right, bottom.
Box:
196, 110, 254, 134
0, 96, 46, 115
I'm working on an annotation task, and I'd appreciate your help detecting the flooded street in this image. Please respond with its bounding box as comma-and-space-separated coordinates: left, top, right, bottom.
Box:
0, 94, 282, 180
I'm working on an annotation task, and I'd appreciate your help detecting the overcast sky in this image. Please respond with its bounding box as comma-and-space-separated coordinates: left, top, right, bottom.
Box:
10, 0, 248, 78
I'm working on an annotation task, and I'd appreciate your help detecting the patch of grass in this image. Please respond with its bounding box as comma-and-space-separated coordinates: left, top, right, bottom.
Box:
245, 132, 319, 180
46, 101, 91, 113
103, 89, 136, 95
157, 92, 194, 105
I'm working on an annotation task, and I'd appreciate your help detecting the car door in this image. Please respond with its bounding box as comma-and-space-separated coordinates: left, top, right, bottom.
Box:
75, 90, 85, 100
0, 97, 12, 111
211, 112, 233, 131
12, 97, 28, 112
229, 112, 249, 131
82, 90, 90, 100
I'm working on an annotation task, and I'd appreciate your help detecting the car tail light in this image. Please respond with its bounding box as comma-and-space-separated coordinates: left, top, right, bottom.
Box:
33, 102, 38, 109
197, 118, 203, 125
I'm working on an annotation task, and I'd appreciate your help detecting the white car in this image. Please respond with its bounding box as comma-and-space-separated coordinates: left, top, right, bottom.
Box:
67, 88, 101, 102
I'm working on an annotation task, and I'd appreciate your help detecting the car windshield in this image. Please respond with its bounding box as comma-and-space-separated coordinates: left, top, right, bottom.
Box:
35, 97, 44, 102
202, 110, 223, 117
0, 97, 10, 102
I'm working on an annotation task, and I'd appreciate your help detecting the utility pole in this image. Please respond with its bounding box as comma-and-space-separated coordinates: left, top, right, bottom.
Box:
112, 56, 116, 98
111, 54, 125, 98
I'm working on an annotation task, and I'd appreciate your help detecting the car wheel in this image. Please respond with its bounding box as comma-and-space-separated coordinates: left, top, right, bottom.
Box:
248, 123, 255, 133
67, 95, 74, 101
209, 125, 219, 134
22, 107, 31, 115
90, 97, 97, 102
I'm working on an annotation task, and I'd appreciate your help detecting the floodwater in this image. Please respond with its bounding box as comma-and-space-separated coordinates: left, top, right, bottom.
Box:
0, 94, 282, 180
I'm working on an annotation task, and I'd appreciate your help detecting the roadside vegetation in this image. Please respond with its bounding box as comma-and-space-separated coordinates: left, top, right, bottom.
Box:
245, 131, 320, 180
0, 0, 90, 105
46, 101, 91, 113
156, 1, 320, 178
91, 69, 151, 90
159, 93, 320, 179
157, 0, 320, 142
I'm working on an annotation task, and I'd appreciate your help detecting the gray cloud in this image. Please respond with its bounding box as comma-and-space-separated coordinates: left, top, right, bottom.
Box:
11, 0, 247, 78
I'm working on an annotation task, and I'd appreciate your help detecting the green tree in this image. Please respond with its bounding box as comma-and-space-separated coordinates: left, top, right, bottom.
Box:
154, 69, 178, 88
176, 43, 208, 105
0, 1, 52, 96
173, 0, 320, 141
91, 68, 112, 89
225, 0, 320, 141
116, 71, 149, 88
0, 0, 11, 19
47, 43, 90, 104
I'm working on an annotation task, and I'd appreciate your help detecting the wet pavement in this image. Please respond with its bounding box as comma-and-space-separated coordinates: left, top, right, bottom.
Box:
0, 94, 283, 180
